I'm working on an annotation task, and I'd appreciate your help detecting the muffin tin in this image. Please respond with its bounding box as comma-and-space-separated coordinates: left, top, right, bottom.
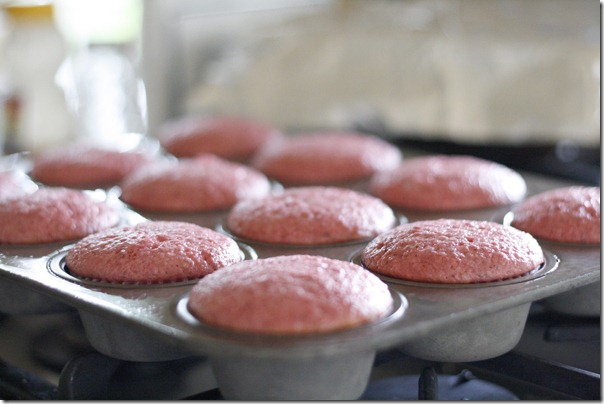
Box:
0, 188, 147, 315
499, 211, 601, 318
0, 164, 599, 399
350, 247, 562, 363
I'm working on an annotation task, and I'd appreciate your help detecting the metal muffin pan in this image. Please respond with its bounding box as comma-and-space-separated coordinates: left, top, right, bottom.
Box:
540, 280, 600, 317
498, 202, 601, 317
524, 240, 600, 317
0, 264, 73, 315
47, 242, 257, 362
0, 170, 598, 399
351, 248, 561, 362
0, 227, 597, 398
0, 189, 147, 315
176, 287, 407, 400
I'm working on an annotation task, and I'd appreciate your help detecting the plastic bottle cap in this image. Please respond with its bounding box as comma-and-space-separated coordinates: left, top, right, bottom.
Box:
4, 3, 54, 21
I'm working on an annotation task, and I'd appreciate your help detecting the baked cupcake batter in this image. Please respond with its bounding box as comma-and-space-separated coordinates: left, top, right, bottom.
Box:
159, 115, 282, 160
511, 186, 600, 244
31, 144, 154, 188
66, 221, 242, 283
120, 155, 272, 212
226, 186, 396, 245
251, 131, 402, 185
362, 219, 544, 283
187, 254, 393, 334
0, 187, 120, 244
369, 155, 526, 210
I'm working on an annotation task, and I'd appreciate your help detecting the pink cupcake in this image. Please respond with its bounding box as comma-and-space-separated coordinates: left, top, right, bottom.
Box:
0, 187, 120, 244
369, 155, 527, 211
187, 254, 393, 334
119, 154, 272, 213
511, 186, 600, 244
251, 131, 402, 185
158, 115, 282, 160
362, 219, 544, 284
31, 144, 154, 188
65, 221, 242, 284
226, 186, 396, 245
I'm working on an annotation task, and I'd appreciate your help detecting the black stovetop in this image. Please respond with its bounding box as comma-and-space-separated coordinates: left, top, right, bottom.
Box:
389, 136, 600, 186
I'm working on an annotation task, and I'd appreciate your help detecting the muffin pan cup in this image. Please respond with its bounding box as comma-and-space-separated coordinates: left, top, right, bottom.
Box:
0, 269, 72, 315
535, 242, 601, 317
0, 168, 599, 399
499, 213, 602, 318
43, 241, 257, 362
0, 250, 76, 315
174, 288, 408, 400
209, 350, 376, 400
540, 280, 600, 317
78, 308, 199, 362
397, 303, 531, 362
351, 247, 567, 363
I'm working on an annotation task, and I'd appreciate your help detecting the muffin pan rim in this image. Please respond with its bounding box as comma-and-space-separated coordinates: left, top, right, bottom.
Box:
349, 248, 560, 289
46, 242, 257, 289
173, 285, 408, 341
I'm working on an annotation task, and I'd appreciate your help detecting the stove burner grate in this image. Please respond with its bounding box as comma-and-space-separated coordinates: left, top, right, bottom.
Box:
0, 310, 600, 400
361, 367, 519, 400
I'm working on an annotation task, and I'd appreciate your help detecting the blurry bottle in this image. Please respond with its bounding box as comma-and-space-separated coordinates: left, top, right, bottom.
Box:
54, 0, 147, 151
2, 2, 73, 154
55, 42, 147, 150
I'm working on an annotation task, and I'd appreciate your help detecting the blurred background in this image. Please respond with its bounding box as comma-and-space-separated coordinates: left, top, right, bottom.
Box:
0, 0, 599, 156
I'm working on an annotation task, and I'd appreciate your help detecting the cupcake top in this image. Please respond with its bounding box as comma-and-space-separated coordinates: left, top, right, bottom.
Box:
226, 186, 397, 245
31, 144, 154, 188
187, 254, 393, 335
511, 186, 600, 245
0, 187, 120, 244
119, 154, 272, 213
158, 115, 282, 160
369, 155, 527, 211
251, 131, 402, 185
362, 219, 544, 284
65, 221, 243, 284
